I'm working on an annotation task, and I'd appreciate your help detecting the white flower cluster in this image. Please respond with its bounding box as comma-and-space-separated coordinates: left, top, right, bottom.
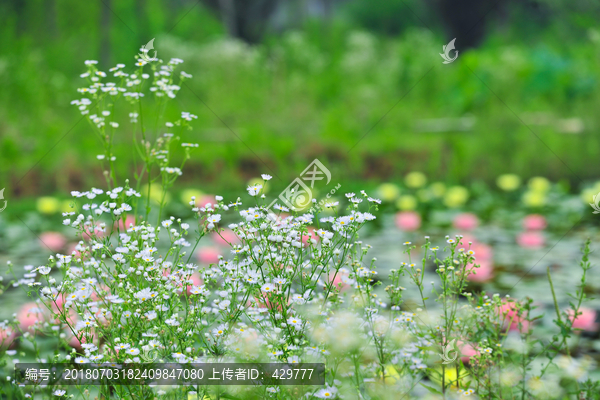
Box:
13, 181, 444, 398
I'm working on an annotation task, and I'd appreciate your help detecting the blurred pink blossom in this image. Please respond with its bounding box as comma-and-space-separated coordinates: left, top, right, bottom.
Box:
197, 246, 220, 264
458, 341, 479, 363
467, 258, 494, 282
498, 301, 530, 332
39, 232, 66, 252
117, 215, 137, 231
453, 213, 479, 231
17, 302, 44, 331
459, 236, 494, 282
458, 234, 477, 248
186, 273, 204, 296
47, 294, 78, 327
211, 229, 239, 247
328, 271, 352, 292
255, 293, 286, 311
472, 242, 493, 261
197, 195, 216, 208
83, 224, 108, 239
458, 235, 490, 257
395, 211, 421, 231
301, 227, 317, 247
0, 327, 15, 349
66, 242, 82, 259
567, 307, 598, 332
517, 231, 545, 249
68, 330, 96, 350
50, 294, 67, 314
523, 214, 547, 231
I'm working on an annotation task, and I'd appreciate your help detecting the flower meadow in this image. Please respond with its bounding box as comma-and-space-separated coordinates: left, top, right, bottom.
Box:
1, 55, 599, 400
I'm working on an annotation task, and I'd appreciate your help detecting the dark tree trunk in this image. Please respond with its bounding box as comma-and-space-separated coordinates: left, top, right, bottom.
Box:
436, 0, 507, 50
9, 0, 27, 36
219, 0, 238, 37
203, 0, 280, 43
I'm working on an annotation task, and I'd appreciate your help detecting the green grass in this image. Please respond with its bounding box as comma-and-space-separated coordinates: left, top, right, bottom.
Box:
1, 1, 599, 199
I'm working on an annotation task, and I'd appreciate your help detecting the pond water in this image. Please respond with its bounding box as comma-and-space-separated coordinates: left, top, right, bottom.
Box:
366, 218, 600, 309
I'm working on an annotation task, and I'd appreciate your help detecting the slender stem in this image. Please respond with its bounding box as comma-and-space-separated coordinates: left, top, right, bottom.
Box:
547, 267, 563, 326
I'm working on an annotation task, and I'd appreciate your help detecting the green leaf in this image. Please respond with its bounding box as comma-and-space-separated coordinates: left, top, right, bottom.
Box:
220, 393, 242, 400
420, 383, 442, 395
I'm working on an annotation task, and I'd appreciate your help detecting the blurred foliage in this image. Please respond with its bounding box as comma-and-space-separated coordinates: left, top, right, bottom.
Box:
1, 0, 599, 203
345, 0, 431, 35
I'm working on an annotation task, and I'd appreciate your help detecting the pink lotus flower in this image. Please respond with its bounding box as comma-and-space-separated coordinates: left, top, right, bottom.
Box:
328, 271, 352, 292
471, 242, 493, 261
453, 213, 479, 231
467, 258, 494, 282
460, 237, 493, 259
39, 232, 66, 252
51, 293, 68, 311
116, 215, 136, 231
66, 242, 82, 259
83, 224, 108, 239
197, 195, 216, 208
197, 246, 220, 264
162, 267, 174, 279
498, 301, 530, 332
0, 327, 15, 349
211, 229, 239, 247
517, 231, 545, 249
301, 227, 317, 247
458, 237, 494, 283
186, 273, 204, 296
395, 211, 421, 231
523, 214, 547, 231
458, 341, 479, 363
17, 302, 44, 331
46, 294, 78, 327
458, 234, 477, 248
567, 307, 598, 332
90, 285, 110, 302
255, 293, 286, 312
68, 330, 97, 350
166, 272, 198, 295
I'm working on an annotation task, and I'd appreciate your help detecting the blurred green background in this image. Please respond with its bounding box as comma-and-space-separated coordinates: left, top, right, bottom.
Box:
1, 0, 599, 206
3, 2, 600, 386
